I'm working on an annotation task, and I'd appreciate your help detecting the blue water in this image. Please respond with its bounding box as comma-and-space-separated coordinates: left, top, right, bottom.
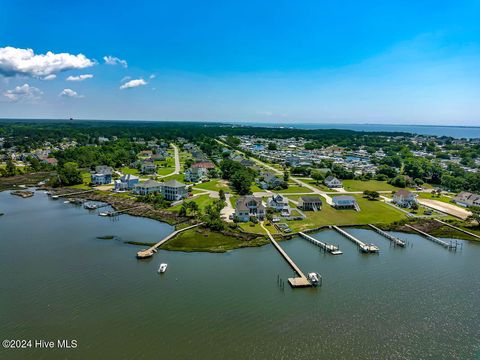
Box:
234, 122, 480, 139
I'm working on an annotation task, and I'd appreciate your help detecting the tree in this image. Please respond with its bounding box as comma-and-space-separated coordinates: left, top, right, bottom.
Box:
202, 200, 225, 231
363, 190, 380, 201
57, 162, 82, 186
230, 169, 253, 195
311, 170, 325, 185
5, 158, 16, 177
267, 142, 277, 151
467, 206, 480, 228
179, 203, 188, 217
187, 201, 199, 216
283, 170, 289, 182
219, 189, 226, 201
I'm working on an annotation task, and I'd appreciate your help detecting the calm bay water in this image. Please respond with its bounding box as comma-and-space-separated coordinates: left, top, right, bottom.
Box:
1, 191, 479, 359
235, 122, 480, 139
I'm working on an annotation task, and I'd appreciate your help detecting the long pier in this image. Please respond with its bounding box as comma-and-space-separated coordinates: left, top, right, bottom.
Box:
57, 190, 94, 197
261, 223, 312, 287
332, 226, 379, 253
136, 223, 204, 258
434, 219, 480, 240
405, 224, 456, 249
299, 232, 343, 255
368, 224, 406, 247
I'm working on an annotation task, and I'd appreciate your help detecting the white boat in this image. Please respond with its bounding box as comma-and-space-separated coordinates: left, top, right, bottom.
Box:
99, 212, 109, 217
307, 272, 321, 286
63, 200, 70, 204
158, 263, 168, 273
51, 195, 59, 199
84, 203, 97, 210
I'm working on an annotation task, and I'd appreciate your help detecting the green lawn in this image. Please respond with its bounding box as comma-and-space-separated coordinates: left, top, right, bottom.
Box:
342, 180, 403, 192
168, 194, 216, 213
120, 167, 139, 175
157, 167, 175, 176
277, 185, 313, 194
417, 192, 454, 204
238, 222, 279, 235
194, 179, 231, 192
162, 174, 185, 182
287, 195, 407, 232
162, 227, 268, 252
302, 180, 331, 191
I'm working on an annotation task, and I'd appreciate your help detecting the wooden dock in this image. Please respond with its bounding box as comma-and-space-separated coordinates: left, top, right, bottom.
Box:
434, 219, 480, 240
368, 224, 406, 247
405, 224, 458, 249
57, 190, 94, 197
105, 205, 146, 217
332, 226, 380, 253
299, 232, 343, 255
261, 223, 312, 287
136, 223, 204, 258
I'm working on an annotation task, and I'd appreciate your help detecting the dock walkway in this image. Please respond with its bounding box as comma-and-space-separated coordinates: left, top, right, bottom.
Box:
434, 219, 480, 240
299, 232, 343, 255
405, 224, 454, 248
136, 223, 204, 258
260, 223, 312, 287
58, 190, 94, 197
332, 226, 379, 253
368, 224, 406, 247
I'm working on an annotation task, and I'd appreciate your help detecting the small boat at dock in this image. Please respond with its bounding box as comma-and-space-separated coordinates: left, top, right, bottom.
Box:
63, 200, 70, 204
84, 203, 98, 210
158, 263, 168, 273
307, 272, 321, 286
51, 195, 59, 199
99, 211, 109, 217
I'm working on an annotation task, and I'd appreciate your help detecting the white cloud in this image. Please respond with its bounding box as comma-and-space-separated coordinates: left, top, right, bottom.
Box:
120, 78, 147, 90
43, 74, 56, 81
149, 74, 156, 79
103, 55, 128, 68
3, 83, 42, 102
66, 74, 93, 81
0, 46, 95, 78
59, 88, 84, 98
120, 75, 131, 82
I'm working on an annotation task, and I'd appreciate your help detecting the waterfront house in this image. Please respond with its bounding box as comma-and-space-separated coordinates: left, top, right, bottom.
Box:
332, 195, 358, 209
298, 196, 323, 211
160, 180, 188, 201
133, 180, 162, 195
392, 189, 417, 208
452, 192, 480, 207
324, 176, 343, 188
234, 196, 266, 222
141, 158, 157, 174
91, 165, 113, 185
114, 174, 139, 191
267, 193, 291, 215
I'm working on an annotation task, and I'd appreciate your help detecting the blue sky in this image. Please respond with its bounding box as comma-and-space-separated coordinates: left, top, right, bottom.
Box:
0, 0, 479, 125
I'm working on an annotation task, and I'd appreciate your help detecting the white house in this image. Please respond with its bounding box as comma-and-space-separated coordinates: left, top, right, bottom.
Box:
160, 180, 188, 201
114, 174, 139, 191
133, 180, 162, 195
234, 196, 266, 222
184, 166, 209, 182
452, 192, 480, 207
91, 165, 113, 185
141, 159, 157, 174
298, 196, 323, 211
324, 176, 343, 188
392, 189, 417, 208
267, 193, 291, 216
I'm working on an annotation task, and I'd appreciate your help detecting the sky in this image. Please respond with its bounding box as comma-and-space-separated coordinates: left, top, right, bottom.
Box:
0, 0, 479, 125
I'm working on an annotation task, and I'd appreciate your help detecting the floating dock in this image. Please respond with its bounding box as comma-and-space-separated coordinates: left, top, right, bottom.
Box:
261, 224, 313, 287
405, 224, 458, 250
136, 223, 204, 258
332, 226, 379, 253
299, 232, 343, 255
368, 224, 406, 247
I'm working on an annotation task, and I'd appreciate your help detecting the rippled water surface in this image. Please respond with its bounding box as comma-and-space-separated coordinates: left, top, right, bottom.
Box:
1, 191, 479, 359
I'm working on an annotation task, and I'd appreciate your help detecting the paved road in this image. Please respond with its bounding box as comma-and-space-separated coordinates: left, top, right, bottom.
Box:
158, 143, 181, 179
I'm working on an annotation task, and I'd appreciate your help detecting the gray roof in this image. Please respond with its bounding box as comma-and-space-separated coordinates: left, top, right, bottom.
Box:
135, 180, 161, 188
162, 180, 186, 188
333, 195, 356, 203
300, 196, 322, 203
236, 196, 265, 211
95, 165, 113, 175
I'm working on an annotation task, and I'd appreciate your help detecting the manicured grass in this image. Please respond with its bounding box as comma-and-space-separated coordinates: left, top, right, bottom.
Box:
194, 179, 231, 192
277, 185, 313, 194
250, 184, 264, 193
120, 167, 139, 175
342, 180, 402, 192
162, 227, 268, 252
417, 192, 454, 204
239, 222, 279, 235
302, 180, 331, 191
162, 174, 185, 182
157, 167, 175, 175
287, 195, 407, 232
168, 194, 216, 213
